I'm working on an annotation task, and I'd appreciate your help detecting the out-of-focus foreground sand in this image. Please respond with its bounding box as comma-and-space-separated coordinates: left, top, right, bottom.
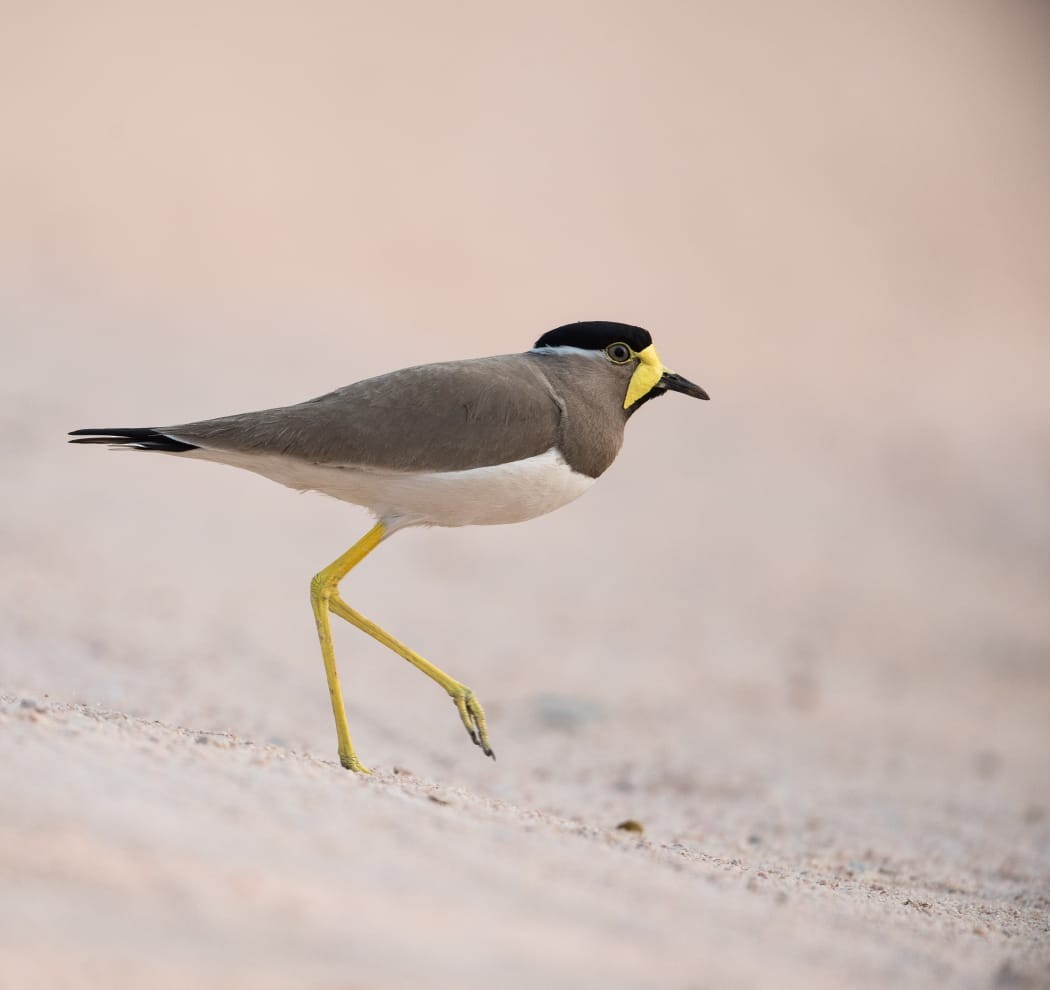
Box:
1, 2, 1048, 988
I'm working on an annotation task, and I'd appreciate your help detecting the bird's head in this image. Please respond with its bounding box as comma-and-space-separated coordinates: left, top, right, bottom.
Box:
531, 321, 709, 413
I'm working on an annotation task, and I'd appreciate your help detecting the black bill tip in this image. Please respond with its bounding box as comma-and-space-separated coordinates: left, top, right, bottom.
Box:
661, 371, 710, 400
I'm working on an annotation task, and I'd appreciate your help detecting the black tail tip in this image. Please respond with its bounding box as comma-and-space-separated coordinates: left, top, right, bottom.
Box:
68, 428, 197, 452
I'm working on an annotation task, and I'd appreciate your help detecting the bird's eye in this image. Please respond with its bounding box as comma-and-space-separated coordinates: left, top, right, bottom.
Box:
606, 343, 632, 364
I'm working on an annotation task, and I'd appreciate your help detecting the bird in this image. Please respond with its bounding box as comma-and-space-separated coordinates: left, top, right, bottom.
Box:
70, 320, 709, 772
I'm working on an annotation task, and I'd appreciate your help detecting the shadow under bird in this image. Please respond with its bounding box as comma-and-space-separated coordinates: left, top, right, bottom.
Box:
70, 321, 709, 772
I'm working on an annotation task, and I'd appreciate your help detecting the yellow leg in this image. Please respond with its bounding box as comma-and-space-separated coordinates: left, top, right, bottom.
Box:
310, 522, 494, 773
310, 524, 385, 772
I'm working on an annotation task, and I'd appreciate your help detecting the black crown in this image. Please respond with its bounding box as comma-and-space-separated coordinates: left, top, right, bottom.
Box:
534, 321, 653, 353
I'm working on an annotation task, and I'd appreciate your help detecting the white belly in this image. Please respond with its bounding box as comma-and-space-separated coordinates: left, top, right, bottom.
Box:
185, 446, 595, 529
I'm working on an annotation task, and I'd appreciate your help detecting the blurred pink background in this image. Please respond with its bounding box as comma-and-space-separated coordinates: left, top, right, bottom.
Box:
5, 0, 1047, 755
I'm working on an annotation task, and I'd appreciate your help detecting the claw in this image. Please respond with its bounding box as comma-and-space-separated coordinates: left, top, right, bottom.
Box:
452, 689, 495, 761
339, 751, 372, 774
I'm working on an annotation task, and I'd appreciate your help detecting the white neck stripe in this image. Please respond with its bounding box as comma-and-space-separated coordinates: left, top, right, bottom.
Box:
529, 345, 605, 358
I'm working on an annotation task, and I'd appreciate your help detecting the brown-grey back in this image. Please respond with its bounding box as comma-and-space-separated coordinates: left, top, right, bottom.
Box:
165, 355, 565, 473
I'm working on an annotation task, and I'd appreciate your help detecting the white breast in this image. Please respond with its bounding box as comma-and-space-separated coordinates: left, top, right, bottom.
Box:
184, 446, 595, 530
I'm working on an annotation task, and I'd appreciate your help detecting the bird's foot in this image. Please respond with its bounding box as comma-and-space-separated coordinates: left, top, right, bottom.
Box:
339, 750, 372, 774
452, 688, 495, 760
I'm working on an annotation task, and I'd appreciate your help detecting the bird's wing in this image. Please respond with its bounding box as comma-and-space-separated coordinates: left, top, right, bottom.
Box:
163, 355, 564, 473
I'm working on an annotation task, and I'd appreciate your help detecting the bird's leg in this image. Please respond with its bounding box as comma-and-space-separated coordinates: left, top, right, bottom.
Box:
310, 522, 495, 773
327, 595, 494, 760
310, 523, 388, 773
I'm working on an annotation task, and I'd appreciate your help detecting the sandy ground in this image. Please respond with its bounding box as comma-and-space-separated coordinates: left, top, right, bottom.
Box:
1, 693, 1047, 990
2, 2, 1049, 988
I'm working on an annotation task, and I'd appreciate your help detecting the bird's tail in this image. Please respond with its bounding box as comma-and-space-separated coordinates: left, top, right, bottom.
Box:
68, 427, 198, 452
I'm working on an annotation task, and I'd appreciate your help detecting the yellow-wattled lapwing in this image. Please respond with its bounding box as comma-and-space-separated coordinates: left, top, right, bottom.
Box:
70, 321, 708, 772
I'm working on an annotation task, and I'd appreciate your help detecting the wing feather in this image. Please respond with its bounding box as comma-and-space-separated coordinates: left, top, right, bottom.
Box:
164, 355, 562, 473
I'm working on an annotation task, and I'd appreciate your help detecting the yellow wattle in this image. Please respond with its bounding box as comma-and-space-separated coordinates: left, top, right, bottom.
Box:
623, 345, 666, 409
